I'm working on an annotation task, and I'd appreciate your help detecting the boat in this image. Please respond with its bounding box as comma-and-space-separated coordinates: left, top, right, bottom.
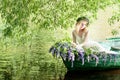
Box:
49, 37, 120, 71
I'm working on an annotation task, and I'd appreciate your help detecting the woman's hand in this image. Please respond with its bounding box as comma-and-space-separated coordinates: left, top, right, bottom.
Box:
71, 42, 77, 47
76, 44, 82, 48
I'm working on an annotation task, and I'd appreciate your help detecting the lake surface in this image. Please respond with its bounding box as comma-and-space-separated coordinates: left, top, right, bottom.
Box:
64, 69, 120, 80
41, 69, 120, 80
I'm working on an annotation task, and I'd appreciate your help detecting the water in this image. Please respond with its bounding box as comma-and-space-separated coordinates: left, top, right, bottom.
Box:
64, 69, 120, 80
41, 68, 120, 80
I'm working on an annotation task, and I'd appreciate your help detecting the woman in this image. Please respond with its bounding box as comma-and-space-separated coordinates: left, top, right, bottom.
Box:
72, 16, 116, 54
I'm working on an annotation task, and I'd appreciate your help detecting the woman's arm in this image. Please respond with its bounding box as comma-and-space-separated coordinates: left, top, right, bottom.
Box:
84, 30, 89, 42
72, 31, 77, 47
80, 30, 89, 47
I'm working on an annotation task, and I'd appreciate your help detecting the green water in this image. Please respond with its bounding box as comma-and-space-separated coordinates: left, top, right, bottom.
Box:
64, 70, 120, 80
1, 53, 120, 80
40, 68, 120, 80
38, 65, 120, 80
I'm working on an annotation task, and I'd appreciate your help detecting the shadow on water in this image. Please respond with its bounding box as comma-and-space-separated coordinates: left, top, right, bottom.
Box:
64, 69, 120, 80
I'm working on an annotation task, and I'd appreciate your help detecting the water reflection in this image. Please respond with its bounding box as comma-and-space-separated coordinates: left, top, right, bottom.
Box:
64, 69, 120, 80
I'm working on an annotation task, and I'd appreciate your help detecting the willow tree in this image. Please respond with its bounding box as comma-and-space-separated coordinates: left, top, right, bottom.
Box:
0, 0, 119, 52
0, 0, 119, 37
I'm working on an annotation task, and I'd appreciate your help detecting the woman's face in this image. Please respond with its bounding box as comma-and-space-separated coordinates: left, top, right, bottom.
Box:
76, 20, 88, 30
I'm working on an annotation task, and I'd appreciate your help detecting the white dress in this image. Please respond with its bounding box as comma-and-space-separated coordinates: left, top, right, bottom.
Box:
74, 31, 117, 54
74, 31, 108, 52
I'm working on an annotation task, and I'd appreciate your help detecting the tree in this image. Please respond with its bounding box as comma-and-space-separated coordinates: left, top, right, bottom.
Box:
0, 0, 119, 36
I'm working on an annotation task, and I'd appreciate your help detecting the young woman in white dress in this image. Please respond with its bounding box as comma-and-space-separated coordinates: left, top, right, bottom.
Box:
72, 16, 116, 54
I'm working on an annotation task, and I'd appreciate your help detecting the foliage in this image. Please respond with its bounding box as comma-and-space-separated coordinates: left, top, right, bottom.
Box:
49, 41, 101, 66
0, 0, 119, 37
108, 3, 120, 33
108, 3, 120, 25
111, 29, 119, 36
